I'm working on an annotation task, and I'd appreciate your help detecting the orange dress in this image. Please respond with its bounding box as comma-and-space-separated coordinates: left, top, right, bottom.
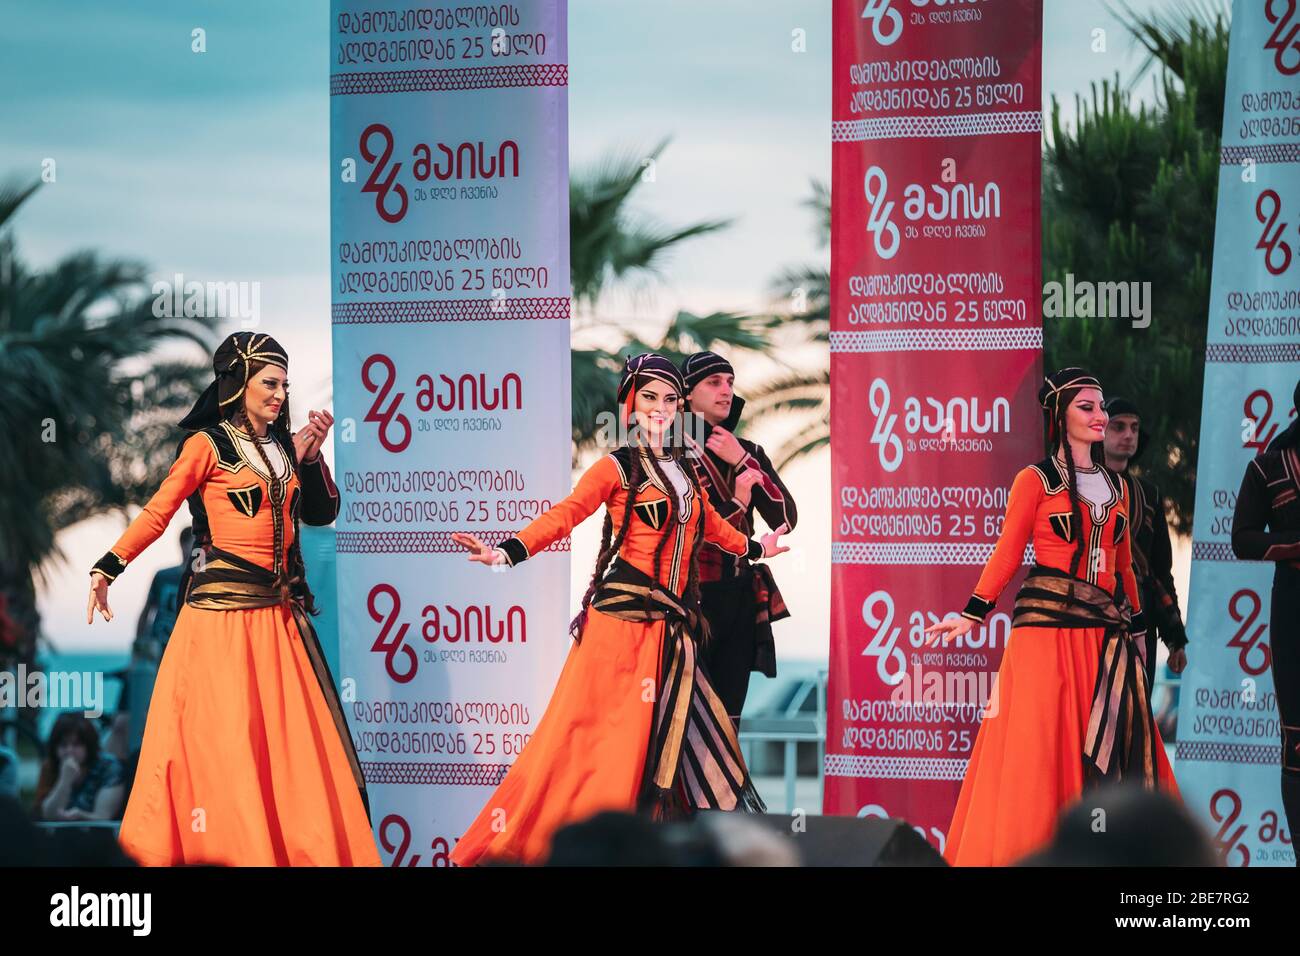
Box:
92, 422, 380, 867
944, 457, 1180, 866
449, 448, 762, 866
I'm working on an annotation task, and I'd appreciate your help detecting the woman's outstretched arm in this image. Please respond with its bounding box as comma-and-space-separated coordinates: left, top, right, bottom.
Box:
454, 455, 620, 568
90, 433, 216, 582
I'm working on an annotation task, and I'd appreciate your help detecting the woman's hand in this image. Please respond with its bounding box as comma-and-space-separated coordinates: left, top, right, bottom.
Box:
86, 572, 113, 624
759, 522, 790, 559
732, 468, 762, 509
1167, 648, 1187, 675
58, 755, 82, 782
57, 807, 92, 821
294, 409, 332, 463
923, 615, 974, 647
452, 532, 505, 567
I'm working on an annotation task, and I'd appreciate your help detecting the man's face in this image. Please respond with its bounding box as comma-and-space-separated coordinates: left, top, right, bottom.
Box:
688, 373, 734, 426
1105, 413, 1141, 461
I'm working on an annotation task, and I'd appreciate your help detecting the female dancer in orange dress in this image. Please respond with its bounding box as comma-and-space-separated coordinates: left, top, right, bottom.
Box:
448, 353, 790, 866
86, 332, 380, 867
924, 367, 1179, 866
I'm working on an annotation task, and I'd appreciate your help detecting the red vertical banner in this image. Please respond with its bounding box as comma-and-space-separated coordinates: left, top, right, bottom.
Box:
827, 0, 1044, 854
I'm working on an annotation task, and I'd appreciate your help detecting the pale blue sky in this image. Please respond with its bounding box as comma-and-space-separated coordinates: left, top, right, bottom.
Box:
2, 0, 1196, 652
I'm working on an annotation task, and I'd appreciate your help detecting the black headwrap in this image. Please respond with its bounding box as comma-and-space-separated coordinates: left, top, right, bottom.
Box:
179, 331, 291, 432
682, 351, 735, 394
1039, 367, 1103, 447
1102, 395, 1150, 463
617, 352, 686, 425
1267, 379, 1300, 452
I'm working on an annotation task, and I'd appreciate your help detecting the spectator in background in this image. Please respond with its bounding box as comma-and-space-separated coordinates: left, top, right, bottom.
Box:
0, 744, 19, 799
137, 527, 193, 660
101, 527, 195, 764
34, 712, 125, 822
1019, 786, 1218, 866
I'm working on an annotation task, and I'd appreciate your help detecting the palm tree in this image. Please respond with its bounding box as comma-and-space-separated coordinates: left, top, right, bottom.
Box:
568, 141, 783, 453
0, 180, 219, 674
570, 138, 732, 317
748, 178, 831, 468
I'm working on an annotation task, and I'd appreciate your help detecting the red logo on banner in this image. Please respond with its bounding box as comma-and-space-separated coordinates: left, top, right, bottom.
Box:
1255, 190, 1293, 276
1265, 0, 1300, 75
362, 353, 412, 453
1210, 788, 1250, 866
361, 123, 409, 223
1226, 588, 1271, 676
369, 582, 417, 683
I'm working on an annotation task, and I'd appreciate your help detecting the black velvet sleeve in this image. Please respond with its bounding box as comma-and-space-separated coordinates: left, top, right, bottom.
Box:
299, 456, 341, 526
497, 536, 529, 567
961, 594, 995, 623
91, 551, 128, 582
745, 444, 798, 533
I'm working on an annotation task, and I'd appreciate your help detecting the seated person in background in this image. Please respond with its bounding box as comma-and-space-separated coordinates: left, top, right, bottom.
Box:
34, 712, 125, 822
0, 745, 19, 799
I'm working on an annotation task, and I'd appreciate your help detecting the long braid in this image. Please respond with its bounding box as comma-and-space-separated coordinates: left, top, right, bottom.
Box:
676, 442, 709, 644
1057, 404, 1087, 579
568, 450, 640, 641
642, 447, 679, 613
234, 405, 319, 615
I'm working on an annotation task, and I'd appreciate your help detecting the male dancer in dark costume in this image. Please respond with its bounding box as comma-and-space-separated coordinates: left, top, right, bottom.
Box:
1232, 379, 1300, 862
1101, 397, 1189, 685
680, 351, 796, 724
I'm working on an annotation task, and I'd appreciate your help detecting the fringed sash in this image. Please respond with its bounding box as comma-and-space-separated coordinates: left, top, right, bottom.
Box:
749, 563, 790, 679
185, 546, 371, 819
1013, 565, 1158, 788
589, 559, 766, 818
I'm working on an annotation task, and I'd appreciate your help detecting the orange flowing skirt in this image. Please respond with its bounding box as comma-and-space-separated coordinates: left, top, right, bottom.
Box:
944, 625, 1180, 866
450, 607, 663, 866
118, 603, 381, 867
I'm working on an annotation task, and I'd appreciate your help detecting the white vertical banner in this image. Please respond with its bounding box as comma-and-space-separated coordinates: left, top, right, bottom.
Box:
1176, 0, 1300, 867
329, 1, 571, 866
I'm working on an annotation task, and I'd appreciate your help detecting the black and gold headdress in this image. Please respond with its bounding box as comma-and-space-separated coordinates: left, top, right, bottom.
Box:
179, 332, 290, 431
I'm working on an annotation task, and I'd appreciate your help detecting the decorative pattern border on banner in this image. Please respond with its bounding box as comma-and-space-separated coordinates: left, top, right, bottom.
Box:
831, 543, 1035, 565
360, 762, 511, 786
331, 64, 569, 96
1204, 343, 1300, 363
1220, 144, 1300, 165
1175, 742, 1281, 764
829, 328, 1043, 351
1190, 542, 1265, 561
832, 111, 1042, 140
337, 531, 571, 553
825, 755, 969, 780
333, 298, 571, 324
